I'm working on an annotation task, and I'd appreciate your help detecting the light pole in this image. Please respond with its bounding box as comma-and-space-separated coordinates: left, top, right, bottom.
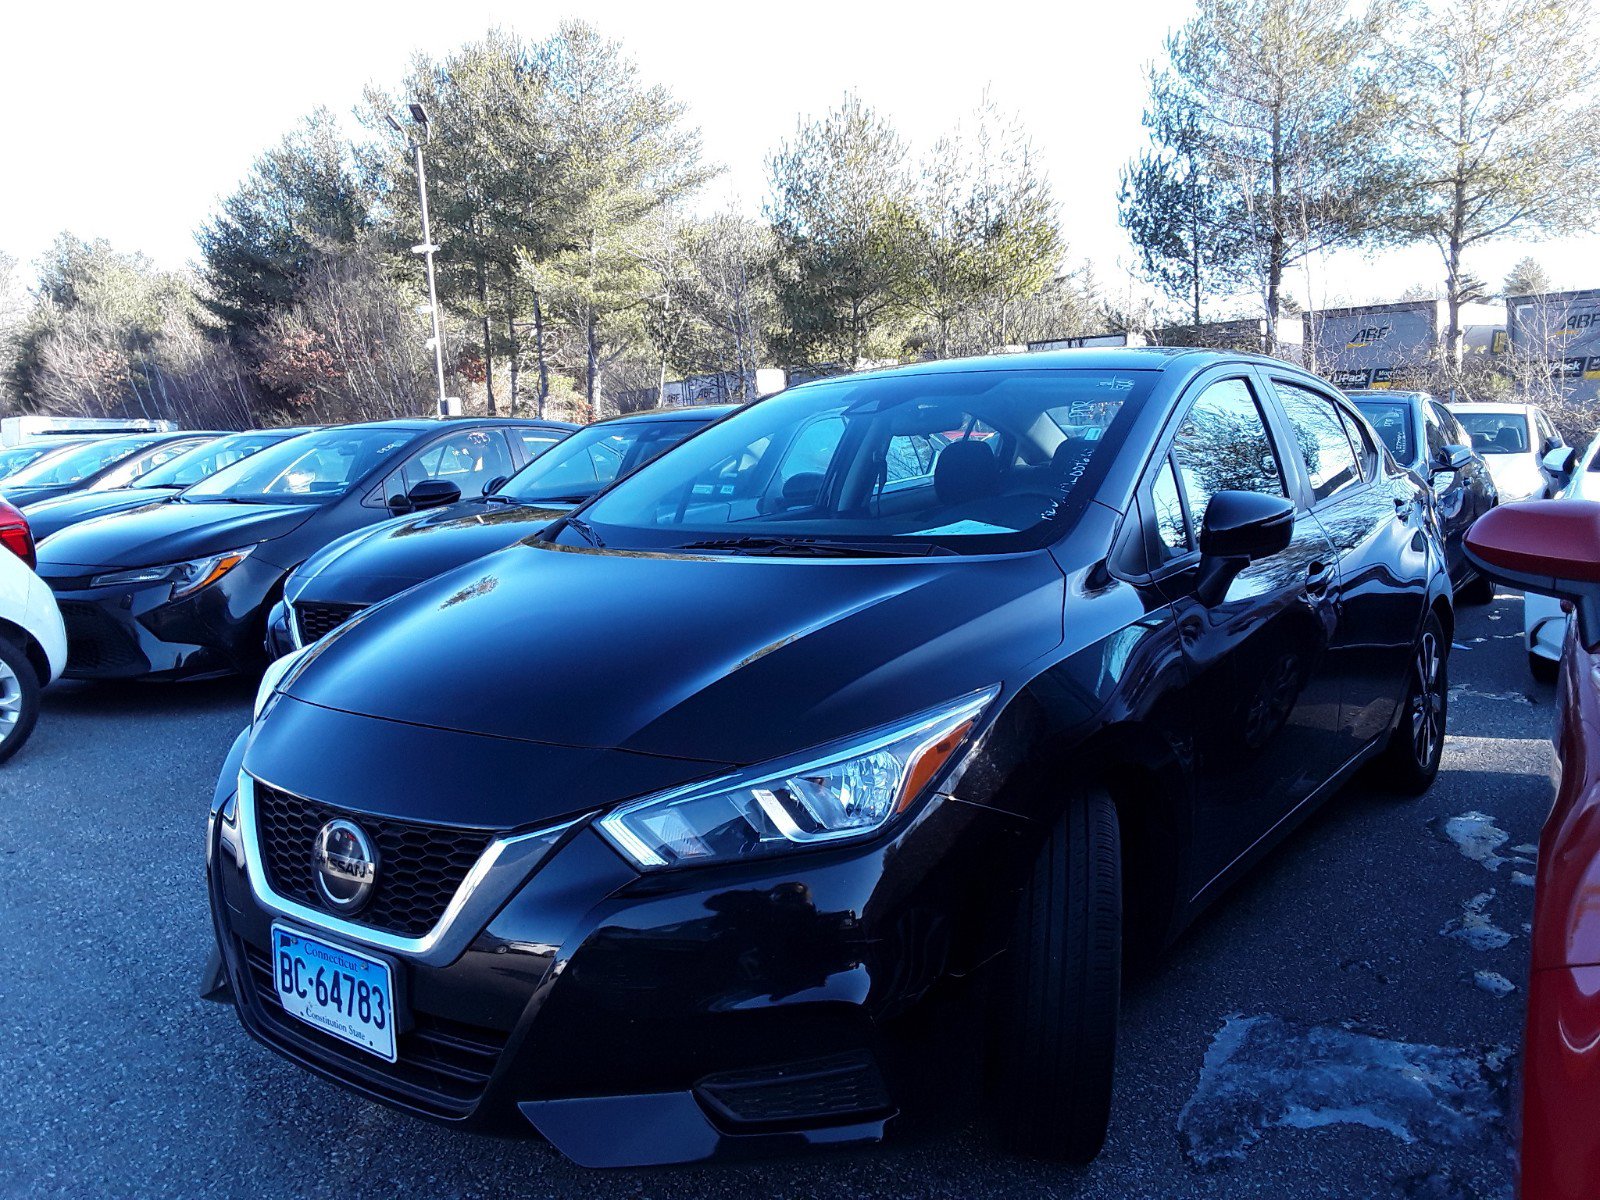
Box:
388, 105, 450, 417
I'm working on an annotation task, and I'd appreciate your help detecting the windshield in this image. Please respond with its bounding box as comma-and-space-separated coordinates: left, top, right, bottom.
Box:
86, 437, 216, 491
2, 435, 162, 488
183, 427, 412, 503
578, 369, 1152, 555
132, 431, 288, 490
1455, 411, 1531, 455
1352, 400, 1414, 465
0, 441, 85, 479
501, 417, 712, 505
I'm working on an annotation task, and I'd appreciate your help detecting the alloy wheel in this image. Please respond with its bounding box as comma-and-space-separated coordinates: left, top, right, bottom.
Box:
1410, 631, 1443, 767
0, 656, 22, 742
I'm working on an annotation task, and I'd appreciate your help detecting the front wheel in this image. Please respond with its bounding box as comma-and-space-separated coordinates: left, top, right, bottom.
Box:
0, 637, 42, 765
1529, 651, 1559, 685
1377, 614, 1448, 795
990, 786, 1121, 1163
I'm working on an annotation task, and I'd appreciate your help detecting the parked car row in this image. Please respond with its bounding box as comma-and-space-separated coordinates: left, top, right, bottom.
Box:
196, 348, 1460, 1169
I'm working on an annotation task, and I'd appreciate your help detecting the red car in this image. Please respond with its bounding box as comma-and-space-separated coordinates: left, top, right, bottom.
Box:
1466, 500, 1600, 1200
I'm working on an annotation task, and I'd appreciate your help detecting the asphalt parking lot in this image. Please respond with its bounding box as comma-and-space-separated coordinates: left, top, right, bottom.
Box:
0, 589, 1554, 1199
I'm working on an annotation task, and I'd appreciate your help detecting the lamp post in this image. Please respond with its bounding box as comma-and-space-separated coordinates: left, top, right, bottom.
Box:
388, 106, 450, 417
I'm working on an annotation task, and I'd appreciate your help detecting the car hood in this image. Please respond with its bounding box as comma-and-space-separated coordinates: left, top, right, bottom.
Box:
22, 488, 173, 541
284, 540, 1066, 767
36, 499, 318, 569
289, 499, 570, 608
1484, 454, 1545, 500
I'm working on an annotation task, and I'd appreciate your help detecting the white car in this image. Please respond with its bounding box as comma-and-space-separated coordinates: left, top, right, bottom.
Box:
1447, 400, 1566, 504
1523, 434, 1600, 681
0, 500, 67, 760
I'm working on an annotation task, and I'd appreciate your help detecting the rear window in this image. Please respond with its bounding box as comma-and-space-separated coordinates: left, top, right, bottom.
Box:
1352, 400, 1413, 465
1455, 411, 1531, 455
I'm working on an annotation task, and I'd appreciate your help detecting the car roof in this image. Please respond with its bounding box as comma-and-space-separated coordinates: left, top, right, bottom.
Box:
325, 417, 578, 434
792, 346, 1327, 386
1446, 401, 1536, 414
597, 404, 741, 425
1345, 390, 1433, 403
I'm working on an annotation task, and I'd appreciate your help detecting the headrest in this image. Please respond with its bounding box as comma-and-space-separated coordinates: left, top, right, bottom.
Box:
935, 440, 1001, 505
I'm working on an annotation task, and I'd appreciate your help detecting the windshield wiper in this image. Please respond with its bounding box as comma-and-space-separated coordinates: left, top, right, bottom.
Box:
677, 535, 949, 558
565, 515, 605, 547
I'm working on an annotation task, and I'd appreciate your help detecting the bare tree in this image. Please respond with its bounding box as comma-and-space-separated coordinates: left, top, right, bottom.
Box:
1391, 0, 1600, 363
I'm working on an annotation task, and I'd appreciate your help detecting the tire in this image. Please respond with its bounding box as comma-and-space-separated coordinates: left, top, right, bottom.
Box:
0, 636, 41, 765
1458, 571, 1495, 606
1529, 651, 1560, 685
1377, 613, 1448, 795
991, 786, 1121, 1163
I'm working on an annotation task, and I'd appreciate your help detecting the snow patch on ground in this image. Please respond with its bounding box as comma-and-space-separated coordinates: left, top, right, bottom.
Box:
1178, 1014, 1508, 1169
1432, 812, 1512, 870
1448, 685, 1531, 705
1474, 971, 1516, 997
1442, 891, 1513, 951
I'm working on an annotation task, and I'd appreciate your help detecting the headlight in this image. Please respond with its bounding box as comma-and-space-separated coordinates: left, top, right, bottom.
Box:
598, 687, 998, 870
254, 644, 311, 722
93, 545, 255, 599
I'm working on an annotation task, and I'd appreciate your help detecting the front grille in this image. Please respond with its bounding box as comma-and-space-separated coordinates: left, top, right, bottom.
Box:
294, 601, 364, 644
696, 1053, 892, 1130
237, 939, 507, 1116
252, 781, 494, 937
57, 600, 144, 673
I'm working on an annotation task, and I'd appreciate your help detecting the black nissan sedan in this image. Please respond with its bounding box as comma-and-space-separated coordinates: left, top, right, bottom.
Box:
1345, 389, 1498, 601
0, 430, 223, 507
268, 406, 730, 653
24, 427, 319, 542
204, 350, 1452, 1167
37, 417, 570, 679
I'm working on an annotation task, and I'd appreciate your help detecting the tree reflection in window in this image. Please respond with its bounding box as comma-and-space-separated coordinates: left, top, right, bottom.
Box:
1171, 379, 1285, 527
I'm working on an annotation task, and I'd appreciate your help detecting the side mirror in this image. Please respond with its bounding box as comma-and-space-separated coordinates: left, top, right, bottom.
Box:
1195, 490, 1295, 606
1466, 500, 1600, 650
392, 479, 461, 513
483, 475, 508, 496
1431, 444, 1475, 477
1543, 446, 1579, 482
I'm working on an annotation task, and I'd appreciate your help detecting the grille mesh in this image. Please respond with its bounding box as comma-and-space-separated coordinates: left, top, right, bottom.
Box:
251, 781, 493, 937
58, 600, 144, 673
293, 601, 364, 644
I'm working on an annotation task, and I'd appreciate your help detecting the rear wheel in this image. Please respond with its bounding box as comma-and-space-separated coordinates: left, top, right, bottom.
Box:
0, 636, 41, 765
1377, 614, 1448, 794
1529, 651, 1560, 685
991, 786, 1121, 1163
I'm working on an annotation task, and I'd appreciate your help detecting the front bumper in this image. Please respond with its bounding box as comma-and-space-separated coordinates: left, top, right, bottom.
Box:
39, 557, 284, 680
206, 753, 1029, 1165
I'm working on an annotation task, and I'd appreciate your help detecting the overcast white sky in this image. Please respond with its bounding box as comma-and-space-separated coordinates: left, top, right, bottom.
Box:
6, 0, 1599, 316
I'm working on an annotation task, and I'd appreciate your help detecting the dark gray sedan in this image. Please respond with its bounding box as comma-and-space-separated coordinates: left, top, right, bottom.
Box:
1347, 389, 1498, 601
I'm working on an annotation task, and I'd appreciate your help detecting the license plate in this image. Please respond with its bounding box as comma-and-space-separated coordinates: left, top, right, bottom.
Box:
271, 925, 397, 1062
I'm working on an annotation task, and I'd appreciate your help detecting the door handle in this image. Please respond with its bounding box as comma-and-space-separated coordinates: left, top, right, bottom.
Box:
1306, 561, 1333, 596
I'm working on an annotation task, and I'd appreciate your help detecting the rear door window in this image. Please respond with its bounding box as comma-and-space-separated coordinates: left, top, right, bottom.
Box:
1273, 380, 1361, 503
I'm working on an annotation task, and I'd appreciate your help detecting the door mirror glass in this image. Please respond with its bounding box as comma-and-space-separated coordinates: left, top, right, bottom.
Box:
1467, 500, 1600, 648
1196, 490, 1295, 605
